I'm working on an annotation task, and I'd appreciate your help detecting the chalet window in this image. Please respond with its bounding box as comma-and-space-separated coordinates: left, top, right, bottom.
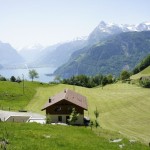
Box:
58, 116, 62, 122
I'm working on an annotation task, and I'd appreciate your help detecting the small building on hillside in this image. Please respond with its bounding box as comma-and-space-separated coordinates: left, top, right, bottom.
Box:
41, 89, 88, 125
139, 76, 150, 81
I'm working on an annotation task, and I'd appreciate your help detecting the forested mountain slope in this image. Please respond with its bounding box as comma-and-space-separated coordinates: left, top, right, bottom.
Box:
55, 31, 150, 78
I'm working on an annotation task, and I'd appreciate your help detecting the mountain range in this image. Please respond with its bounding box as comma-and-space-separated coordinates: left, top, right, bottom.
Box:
55, 31, 150, 78
1, 21, 150, 78
54, 21, 150, 78
19, 44, 44, 63
0, 41, 24, 67
87, 21, 150, 44
31, 40, 86, 68
32, 21, 150, 69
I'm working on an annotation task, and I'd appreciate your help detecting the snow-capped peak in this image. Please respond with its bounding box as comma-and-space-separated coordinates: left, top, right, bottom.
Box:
97, 21, 150, 34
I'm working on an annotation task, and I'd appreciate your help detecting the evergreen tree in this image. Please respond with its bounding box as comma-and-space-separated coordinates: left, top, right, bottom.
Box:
94, 107, 100, 128
89, 120, 94, 130
68, 108, 79, 124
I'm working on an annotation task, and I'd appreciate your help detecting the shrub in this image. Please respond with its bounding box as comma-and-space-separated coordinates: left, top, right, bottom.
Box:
45, 114, 51, 124
139, 79, 150, 88
0, 75, 7, 81
10, 76, 16, 82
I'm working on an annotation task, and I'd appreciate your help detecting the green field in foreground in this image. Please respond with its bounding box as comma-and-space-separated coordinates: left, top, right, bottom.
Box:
0, 122, 149, 150
25, 83, 150, 145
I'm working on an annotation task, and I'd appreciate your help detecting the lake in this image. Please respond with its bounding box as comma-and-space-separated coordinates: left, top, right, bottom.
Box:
0, 67, 56, 83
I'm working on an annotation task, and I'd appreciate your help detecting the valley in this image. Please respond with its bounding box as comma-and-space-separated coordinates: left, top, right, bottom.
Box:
1, 1, 150, 149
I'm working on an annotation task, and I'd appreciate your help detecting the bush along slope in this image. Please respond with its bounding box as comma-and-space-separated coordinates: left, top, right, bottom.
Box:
131, 54, 150, 88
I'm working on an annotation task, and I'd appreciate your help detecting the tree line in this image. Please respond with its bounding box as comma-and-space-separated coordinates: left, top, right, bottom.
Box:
133, 54, 150, 74
60, 74, 115, 88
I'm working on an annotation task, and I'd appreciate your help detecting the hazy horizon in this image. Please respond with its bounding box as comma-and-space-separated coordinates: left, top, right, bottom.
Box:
0, 0, 150, 50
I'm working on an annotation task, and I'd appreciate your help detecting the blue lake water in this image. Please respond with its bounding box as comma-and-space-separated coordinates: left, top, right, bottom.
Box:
0, 67, 56, 83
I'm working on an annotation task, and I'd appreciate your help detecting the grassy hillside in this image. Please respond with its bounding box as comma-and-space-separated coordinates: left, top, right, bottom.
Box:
0, 122, 149, 150
130, 66, 150, 80
1, 81, 150, 145
0, 81, 50, 111
25, 83, 150, 145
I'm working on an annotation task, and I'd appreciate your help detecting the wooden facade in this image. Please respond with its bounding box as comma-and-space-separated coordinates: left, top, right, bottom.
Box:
45, 100, 84, 115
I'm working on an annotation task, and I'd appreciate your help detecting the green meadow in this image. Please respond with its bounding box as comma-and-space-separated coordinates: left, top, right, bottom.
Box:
0, 81, 50, 110
0, 122, 149, 150
0, 80, 150, 148
25, 83, 150, 145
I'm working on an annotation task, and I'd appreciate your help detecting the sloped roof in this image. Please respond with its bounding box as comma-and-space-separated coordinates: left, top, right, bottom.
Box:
41, 89, 88, 111
140, 76, 150, 80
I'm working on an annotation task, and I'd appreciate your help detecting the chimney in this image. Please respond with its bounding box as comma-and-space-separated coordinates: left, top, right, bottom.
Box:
49, 98, 51, 103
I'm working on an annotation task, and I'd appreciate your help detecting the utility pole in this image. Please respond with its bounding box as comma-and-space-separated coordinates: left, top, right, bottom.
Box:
22, 74, 24, 94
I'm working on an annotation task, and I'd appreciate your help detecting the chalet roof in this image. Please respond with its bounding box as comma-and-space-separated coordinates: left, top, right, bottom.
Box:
41, 89, 88, 111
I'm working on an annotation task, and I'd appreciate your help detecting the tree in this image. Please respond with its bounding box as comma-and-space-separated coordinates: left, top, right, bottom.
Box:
68, 108, 79, 124
120, 70, 130, 80
94, 107, 99, 119
28, 69, 39, 82
0, 75, 6, 81
100, 76, 108, 89
45, 114, 51, 124
95, 119, 100, 128
107, 74, 113, 84
94, 107, 100, 128
89, 120, 94, 130
10, 76, 16, 82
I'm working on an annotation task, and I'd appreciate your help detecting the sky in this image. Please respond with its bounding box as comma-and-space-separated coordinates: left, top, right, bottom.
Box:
0, 0, 150, 50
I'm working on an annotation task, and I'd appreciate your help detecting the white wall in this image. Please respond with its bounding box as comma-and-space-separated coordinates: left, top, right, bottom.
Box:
50, 114, 84, 125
